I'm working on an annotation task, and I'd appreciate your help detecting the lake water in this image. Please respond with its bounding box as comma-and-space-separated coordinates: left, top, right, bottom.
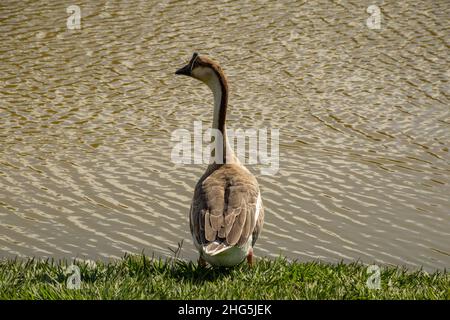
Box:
0, 0, 449, 271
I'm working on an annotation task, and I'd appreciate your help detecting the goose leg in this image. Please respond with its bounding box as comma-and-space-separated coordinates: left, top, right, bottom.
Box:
247, 248, 254, 267
198, 256, 207, 267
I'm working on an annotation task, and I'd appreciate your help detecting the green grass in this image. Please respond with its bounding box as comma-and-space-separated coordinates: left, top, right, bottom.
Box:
0, 254, 448, 299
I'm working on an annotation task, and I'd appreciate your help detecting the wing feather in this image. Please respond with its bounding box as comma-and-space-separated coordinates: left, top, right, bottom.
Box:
190, 165, 263, 250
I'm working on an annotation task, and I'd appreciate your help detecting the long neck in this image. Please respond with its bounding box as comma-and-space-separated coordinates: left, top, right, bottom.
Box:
207, 70, 231, 164
210, 73, 227, 134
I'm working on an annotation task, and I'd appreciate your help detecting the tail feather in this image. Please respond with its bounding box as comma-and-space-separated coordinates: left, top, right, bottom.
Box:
203, 241, 232, 256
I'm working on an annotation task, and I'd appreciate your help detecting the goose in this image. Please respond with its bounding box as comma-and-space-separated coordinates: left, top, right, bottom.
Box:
175, 53, 264, 267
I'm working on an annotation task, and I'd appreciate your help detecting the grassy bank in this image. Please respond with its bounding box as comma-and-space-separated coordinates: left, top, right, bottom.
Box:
0, 255, 448, 299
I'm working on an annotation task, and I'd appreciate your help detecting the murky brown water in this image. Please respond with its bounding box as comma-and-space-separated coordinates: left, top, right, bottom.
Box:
0, 0, 449, 271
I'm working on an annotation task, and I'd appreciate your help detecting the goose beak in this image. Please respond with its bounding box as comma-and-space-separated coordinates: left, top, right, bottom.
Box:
175, 64, 191, 76
175, 52, 199, 76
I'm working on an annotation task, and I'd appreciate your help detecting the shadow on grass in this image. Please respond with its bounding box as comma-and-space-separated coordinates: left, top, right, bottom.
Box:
167, 259, 240, 284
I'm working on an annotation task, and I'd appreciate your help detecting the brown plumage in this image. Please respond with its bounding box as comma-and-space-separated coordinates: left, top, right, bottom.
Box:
176, 53, 264, 267
190, 164, 264, 246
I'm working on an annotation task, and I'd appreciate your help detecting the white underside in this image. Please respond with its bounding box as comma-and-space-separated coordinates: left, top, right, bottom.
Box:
200, 236, 252, 267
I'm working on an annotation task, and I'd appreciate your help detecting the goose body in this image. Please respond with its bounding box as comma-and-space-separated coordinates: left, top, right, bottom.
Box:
175, 53, 264, 267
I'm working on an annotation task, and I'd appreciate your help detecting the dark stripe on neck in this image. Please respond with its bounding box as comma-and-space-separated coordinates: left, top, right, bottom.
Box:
212, 68, 228, 163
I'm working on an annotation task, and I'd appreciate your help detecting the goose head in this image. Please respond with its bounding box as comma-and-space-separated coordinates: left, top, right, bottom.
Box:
175, 52, 227, 90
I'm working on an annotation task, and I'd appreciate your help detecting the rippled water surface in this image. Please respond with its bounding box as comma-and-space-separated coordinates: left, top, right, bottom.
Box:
0, 0, 449, 271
